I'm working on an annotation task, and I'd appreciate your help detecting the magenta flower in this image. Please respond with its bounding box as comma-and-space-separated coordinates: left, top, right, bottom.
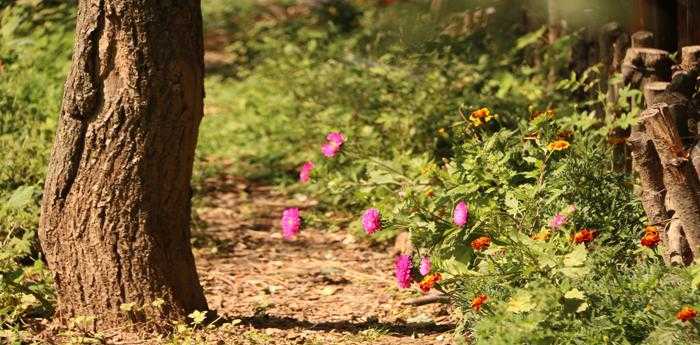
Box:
321, 131, 346, 158
453, 201, 469, 227
281, 208, 301, 240
362, 208, 382, 234
299, 161, 314, 183
394, 255, 412, 289
326, 132, 346, 145
419, 256, 431, 276
548, 213, 567, 230
321, 142, 341, 157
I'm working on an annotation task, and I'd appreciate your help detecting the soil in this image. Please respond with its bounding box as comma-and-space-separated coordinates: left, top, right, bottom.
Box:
189, 176, 457, 344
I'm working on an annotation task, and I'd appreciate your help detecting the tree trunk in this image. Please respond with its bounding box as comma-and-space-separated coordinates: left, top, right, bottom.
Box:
39, 0, 208, 329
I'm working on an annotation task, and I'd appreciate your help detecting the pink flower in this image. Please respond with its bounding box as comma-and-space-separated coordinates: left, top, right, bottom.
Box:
453, 201, 469, 227
321, 132, 346, 158
326, 132, 346, 145
419, 256, 431, 276
362, 208, 382, 234
299, 161, 314, 183
394, 255, 412, 289
548, 213, 567, 230
281, 208, 301, 240
321, 142, 341, 157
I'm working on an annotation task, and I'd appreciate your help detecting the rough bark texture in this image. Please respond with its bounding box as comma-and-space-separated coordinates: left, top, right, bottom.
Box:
622, 48, 672, 87
39, 0, 208, 329
631, 30, 654, 49
642, 105, 700, 258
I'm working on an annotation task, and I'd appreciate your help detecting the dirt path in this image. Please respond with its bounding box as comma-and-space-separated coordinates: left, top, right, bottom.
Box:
192, 176, 456, 344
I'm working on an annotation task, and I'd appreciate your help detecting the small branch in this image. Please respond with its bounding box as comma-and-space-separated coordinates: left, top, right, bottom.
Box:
402, 294, 450, 306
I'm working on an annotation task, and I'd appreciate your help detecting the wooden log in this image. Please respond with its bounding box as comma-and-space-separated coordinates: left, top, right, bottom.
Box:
619, 46, 672, 172
599, 23, 625, 93
622, 47, 672, 88
643, 84, 697, 265
642, 104, 700, 258
681, 45, 700, 73
631, 31, 655, 48
666, 198, 694, 265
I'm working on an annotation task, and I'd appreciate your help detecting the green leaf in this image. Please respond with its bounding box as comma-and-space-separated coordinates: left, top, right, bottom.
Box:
564, 288, 585, 300
563, 245, 587, 267
506, 290, 536, 314
188, 310, 208, 325
119, 302, 136, 312
5, 185, 37, 210
515, 27, 546, 50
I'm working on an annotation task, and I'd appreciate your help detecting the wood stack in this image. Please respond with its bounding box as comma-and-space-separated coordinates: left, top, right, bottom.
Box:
624, 32, 700, 265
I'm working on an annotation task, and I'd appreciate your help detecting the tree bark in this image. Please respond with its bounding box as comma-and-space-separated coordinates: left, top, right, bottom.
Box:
642, 104, 700, 258
39, 0, 208, 329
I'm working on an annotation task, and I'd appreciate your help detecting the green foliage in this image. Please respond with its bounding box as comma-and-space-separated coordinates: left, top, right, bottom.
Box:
0, 1, 73, 327
2, 1, 700, 343
198, 1, 700, 343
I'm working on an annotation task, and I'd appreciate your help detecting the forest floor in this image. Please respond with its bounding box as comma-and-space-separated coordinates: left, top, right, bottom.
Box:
189, 175, 457, 344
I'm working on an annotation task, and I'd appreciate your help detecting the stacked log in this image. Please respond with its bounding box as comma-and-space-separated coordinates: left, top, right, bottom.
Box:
624, 34, 700, 265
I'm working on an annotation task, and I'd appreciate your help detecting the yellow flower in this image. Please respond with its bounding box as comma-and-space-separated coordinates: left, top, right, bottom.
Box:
532, 228, 550, 241
547, 140, 570, 151
469, 107, 493, 127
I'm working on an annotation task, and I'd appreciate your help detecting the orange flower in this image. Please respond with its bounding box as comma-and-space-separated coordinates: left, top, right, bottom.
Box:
641, 226, 661, 248
547, 140, 570, 151
471, 236, 491, 251
418, 273, 442, 293
469, 107, 493, 127
471, 294, 488, 311
676, 306, 697, 322
573, 228, 596, 244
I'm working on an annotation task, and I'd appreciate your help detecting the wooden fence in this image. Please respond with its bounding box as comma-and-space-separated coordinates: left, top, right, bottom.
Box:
633, 0, 700, 53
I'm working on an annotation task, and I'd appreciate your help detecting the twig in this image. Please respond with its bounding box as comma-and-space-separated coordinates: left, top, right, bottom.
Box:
402, 294, 450, 306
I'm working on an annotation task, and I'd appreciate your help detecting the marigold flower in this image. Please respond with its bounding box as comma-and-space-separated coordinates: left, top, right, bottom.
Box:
547, 140, 570, 151
471, 294, 488, 311
453, 201, 469, 227
532, 228, 550, 241
362, 208, 382, 234
394, 255, 412, 289
469, 107, 493, 127
418, 273, 442, 293
471, 236, 491, 251
573, 228, 596, 244
641, 226, 661, 248
548, 213, 567, 230
299, 161, 314, 183
281, 208, 301, 240
419, 256, 431, 276
677, 306, 697, 322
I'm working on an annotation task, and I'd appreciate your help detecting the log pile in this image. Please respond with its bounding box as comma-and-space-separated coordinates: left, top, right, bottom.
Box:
624, 33, 700, 265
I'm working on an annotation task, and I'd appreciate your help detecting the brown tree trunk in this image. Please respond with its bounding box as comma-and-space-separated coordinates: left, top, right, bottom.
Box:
643, 104, 700, 258
39, 0, 208, 329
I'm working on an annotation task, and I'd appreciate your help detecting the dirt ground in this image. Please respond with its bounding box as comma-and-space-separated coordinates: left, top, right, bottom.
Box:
190, 176, 457, 344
